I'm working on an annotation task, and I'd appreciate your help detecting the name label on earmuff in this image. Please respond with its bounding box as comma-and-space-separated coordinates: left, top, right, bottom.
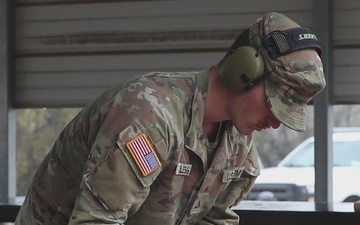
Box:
298, 33, 318, 41
264, 27, 322, 59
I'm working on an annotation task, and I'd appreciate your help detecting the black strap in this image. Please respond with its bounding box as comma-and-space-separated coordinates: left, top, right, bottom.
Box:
263, 27, 322, 59
223, 29, 251, 59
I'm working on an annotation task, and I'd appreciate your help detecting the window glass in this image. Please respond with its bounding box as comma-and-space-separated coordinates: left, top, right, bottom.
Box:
249, 104, 360, 203
334, 141, 360, 166
282, 142, 315, 167
254, 105, 360, 168
16, 108, 81, 196
280, 140, 360, 167
16, 105, 360, 204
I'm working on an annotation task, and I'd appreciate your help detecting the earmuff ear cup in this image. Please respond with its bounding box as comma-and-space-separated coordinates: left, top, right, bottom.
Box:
219, 46, 265, 92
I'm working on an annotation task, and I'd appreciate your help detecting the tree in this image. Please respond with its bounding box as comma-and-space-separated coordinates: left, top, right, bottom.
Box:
16, 108, 81, 195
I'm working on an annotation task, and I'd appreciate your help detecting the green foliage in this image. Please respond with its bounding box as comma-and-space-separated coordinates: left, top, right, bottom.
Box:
16, 108, 81, 196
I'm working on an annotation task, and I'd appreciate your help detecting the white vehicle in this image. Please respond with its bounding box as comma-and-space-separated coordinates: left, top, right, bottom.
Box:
247, 128, 360, 202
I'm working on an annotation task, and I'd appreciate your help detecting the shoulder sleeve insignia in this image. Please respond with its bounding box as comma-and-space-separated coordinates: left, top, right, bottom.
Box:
126, 133, 162, 176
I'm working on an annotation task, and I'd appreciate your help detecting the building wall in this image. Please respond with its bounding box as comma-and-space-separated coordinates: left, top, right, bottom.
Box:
14, 0, 360, 107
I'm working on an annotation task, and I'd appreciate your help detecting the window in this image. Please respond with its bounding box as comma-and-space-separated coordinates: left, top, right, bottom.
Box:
16, 108, 81, 196
248, 105, 360, 203
15, 105, 360, 204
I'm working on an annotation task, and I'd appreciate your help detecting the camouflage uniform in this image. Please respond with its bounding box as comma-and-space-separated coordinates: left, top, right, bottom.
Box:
15, 69, 260, 225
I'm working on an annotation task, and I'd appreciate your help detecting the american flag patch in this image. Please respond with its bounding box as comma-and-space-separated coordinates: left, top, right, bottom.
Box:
126, 134, 161, 176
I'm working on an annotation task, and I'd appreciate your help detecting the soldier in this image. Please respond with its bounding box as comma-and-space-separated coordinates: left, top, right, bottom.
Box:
15, 12, 326, 225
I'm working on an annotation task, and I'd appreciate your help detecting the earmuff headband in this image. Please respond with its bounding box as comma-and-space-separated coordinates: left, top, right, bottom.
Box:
263, 27, 322, 59
218, 26, 322, 93
223, 29, 252, 59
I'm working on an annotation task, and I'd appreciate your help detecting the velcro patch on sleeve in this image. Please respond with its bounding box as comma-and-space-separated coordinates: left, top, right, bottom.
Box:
126, 133, 162, 176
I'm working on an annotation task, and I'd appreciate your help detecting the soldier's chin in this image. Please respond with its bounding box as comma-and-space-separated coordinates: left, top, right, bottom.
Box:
235, 126, 254, 135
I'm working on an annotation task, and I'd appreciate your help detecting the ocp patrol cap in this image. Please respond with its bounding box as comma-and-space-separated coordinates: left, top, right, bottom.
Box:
249, 12, 326, 131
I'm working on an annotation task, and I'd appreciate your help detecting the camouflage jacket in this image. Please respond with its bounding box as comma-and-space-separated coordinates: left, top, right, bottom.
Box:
15, 69, 260, 225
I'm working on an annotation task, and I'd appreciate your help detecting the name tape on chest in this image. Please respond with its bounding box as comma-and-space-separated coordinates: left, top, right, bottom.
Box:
222, 167, 244, 183
126, 133, 162, 176
175, 163, 192, 176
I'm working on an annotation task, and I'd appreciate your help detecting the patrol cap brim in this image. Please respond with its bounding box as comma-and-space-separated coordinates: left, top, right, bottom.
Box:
265, 79, 306, 132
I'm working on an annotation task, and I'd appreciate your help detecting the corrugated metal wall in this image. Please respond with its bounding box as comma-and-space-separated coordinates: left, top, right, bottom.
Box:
14, 0, 360, 107
333, 1, 360, 104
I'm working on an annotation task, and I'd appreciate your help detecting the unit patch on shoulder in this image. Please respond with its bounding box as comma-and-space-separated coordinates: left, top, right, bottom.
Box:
126, 133, 162, 176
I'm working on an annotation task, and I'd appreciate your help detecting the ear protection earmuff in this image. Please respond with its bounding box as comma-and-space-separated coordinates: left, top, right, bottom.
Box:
219, 27, 323, 93
219, 28, 265, 93
219, 45, 264, 92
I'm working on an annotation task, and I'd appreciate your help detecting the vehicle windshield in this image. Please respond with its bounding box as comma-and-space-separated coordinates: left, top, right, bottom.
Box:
282, 140, 360, 167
